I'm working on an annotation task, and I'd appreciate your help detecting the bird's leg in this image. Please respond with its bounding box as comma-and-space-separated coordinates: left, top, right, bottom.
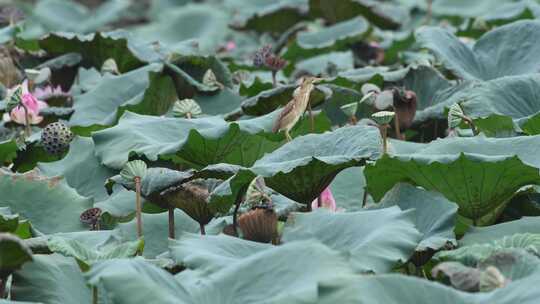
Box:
285, 130, 292, 142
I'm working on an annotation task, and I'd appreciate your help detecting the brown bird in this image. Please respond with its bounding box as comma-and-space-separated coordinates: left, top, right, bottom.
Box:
272, 77, 322, 141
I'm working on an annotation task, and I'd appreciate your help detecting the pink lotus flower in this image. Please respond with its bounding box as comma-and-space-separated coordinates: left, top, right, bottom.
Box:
311, 187, 338, 211
225, 41, 236, 52
33, 85, 69, 100
7, 80, 48, 125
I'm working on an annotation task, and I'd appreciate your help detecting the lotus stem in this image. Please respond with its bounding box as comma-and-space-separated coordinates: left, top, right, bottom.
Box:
22, 104, 31, 138
308, 101, 315, 132
271, 71, 277, 88
0, 277, 6, 299
92, 286, 98, 304
199, 223, 206, 235
425, 0, 432, 25
461, 116, 479, 136
186, 112, 192, 120
362, 189, 368, 208
168, 207, 175, 239
134, 176, 143, 240
379, 125, 389, 154
349, 116, 357, 125
393, 108, 403, 140
232, 185, 247, 236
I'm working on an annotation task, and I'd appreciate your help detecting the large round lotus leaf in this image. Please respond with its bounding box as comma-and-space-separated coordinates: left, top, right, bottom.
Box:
251, 125, 381, 204
11, 254, 91, 304
38, 136, 115, 201
317, 272, 540, 304
460, 217, 540, 246
92, 110, 330, 170
376, 183, 458, 252
0, 169, 93, 234
0, 233, 32, 276
365, 136, 540, 225
282, 206, 422, 273
87, 240, 357, 304
416, 20, 540, 80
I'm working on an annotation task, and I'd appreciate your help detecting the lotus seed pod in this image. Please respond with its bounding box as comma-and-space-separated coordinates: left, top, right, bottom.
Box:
41, 122, 74, 155
238, 207, 277, 243
120, 160, 147, 186
80, 207, 102, 230
101, 58, 119, 75
361, 83, 381, 96
202, 69, 223, 89
359, 91, 376, 105
173, 99, 202, 118
25, 68, 51, 85
340, 102, 358, 118
371, 111, 395, 125
374, 90, 394, 110
448, 103, 464, 128
162, 180, 213, 226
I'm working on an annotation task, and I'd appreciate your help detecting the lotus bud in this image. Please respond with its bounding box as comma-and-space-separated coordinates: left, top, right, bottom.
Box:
374, 90, 394, 110
392, 88, 417, 130
173, 98, 202, 119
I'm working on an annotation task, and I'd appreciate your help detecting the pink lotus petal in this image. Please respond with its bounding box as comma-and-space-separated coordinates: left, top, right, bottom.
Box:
10, 105, 43, 125
225, 41, 236, 52
311, 187, 337, 211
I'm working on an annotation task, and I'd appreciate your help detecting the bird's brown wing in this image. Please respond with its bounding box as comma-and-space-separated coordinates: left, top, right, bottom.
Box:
272, 100, 296, 133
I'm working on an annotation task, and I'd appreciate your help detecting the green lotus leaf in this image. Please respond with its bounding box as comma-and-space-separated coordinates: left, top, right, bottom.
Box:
169, 232, 272, 274
309, 0, 408, 29
38, 136, 115, 201
226, 0, 309, 33
113, 209, 224, 258
88, 240, 356, 303
318, 271, 540, 304
376, 183, 458, 252
10, 254, 92, 304
240, 83, 329, 116
416, 20, 540, 80
47, 235, 142, 270
282, 207, 421, 273
250, 125, 380, 204
36, 31, 161, 73
0, 233, 32, 277
365, 136, 540, 225
69, 63, 177, 129
283, 17, 370, 61
92, 110, 330, 170
435, 233, 540, 266
0, 169, 93, 234
22, 0, 130, 35
460, 217, 540, 246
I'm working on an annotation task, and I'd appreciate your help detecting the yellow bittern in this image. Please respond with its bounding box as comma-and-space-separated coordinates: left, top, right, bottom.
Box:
272, 77, 322, 141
